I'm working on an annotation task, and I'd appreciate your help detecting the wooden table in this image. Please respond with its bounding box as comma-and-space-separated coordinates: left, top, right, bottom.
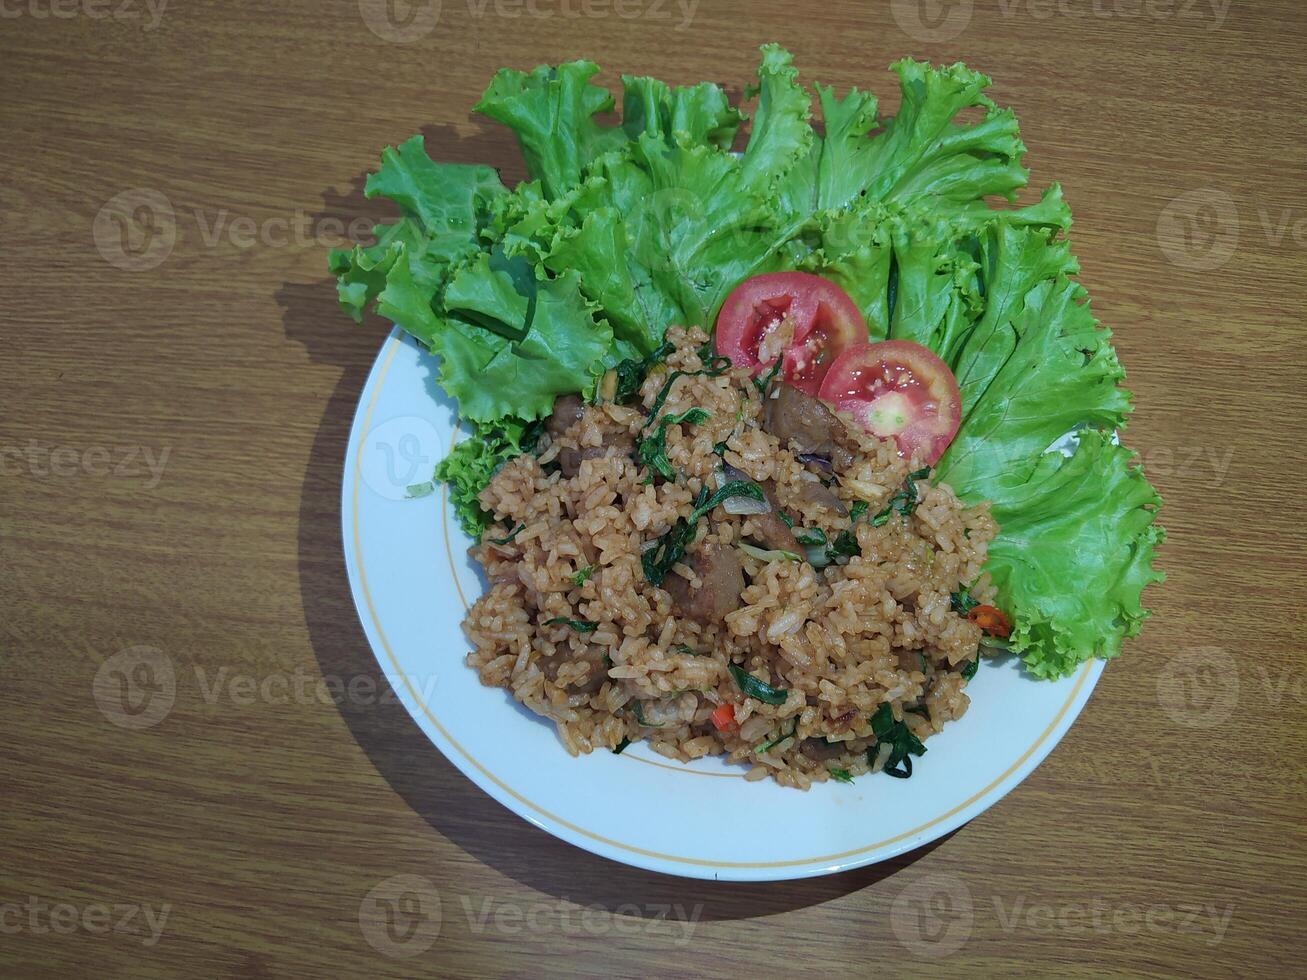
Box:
4, 1, 1305, 976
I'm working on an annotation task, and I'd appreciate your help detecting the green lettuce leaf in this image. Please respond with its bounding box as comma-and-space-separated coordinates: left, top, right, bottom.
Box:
778, 59, 1027, 223
538, 48, 816, 346
928, 200, 1158, 676
364, 135, 507, 247
982, 431, 1165, 678
865, 60, 1028, 208
327, 135, 507, 323
621, 75, 742, 149
951, 224, 1079, 416
475, 61, 626, 199
544, 136, 799, 344
935, 274, 1132, 497
739, 43, 814, 199
791, 169, 1157, 679
428, 267, 612, 425
545, 204, 682, 356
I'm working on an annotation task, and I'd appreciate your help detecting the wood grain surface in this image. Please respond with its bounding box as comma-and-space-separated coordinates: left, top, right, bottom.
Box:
3, 0, 1306, 976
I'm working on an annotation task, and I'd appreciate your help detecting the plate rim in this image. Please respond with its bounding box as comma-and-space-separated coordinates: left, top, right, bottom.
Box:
341, 329, 1106, 882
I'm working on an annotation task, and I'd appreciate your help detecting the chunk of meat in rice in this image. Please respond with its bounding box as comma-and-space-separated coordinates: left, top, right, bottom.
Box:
762, 383, 855, 471
663, 542, 745, 624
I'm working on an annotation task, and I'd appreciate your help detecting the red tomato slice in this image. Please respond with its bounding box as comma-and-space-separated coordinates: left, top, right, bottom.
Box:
817, 340, 962, 465
714, 273, 866, 395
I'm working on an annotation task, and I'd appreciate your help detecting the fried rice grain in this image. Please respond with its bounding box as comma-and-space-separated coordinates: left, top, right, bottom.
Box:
463, 326, 998, 789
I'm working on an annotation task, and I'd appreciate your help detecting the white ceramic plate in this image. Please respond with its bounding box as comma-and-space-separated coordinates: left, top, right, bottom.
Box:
342, 329, 1104, 882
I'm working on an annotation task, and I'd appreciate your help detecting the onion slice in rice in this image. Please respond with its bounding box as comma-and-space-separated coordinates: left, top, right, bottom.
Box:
804, 544, 831, 568
870, 741, 893, 772
716, 463, 771, 515
739, 542, 801, 563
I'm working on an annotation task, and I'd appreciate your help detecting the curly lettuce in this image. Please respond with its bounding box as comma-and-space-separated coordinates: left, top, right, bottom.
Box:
436, 417, 541, 537
983, 431, 1164, 677
328, 47, 1163, 679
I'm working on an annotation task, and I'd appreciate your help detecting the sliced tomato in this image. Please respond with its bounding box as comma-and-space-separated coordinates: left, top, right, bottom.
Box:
817, 340, 962, 465
714, 272, 865, 395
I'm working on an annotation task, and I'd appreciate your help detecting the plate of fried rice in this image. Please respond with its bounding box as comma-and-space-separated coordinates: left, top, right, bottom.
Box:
343, 328, 1108, 880
333, 49, 1160, 880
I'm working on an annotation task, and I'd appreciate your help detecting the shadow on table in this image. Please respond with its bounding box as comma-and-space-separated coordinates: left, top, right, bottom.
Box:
279, 121, 949, 923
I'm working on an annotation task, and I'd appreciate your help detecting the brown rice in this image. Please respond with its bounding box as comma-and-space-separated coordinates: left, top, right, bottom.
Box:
462, 326, 997, 789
